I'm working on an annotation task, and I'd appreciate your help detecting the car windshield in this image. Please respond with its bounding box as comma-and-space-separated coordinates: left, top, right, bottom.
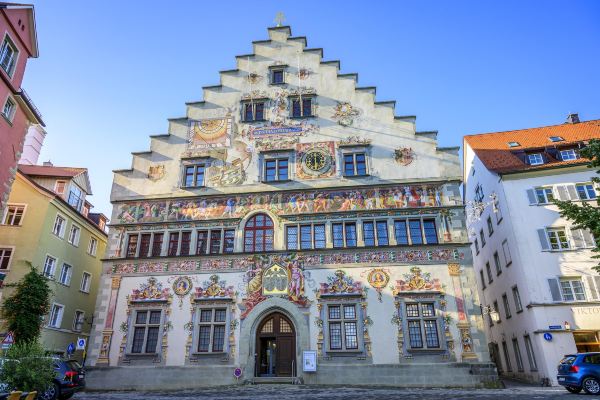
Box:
560, 356, 577, 365
66, 360, 82, 370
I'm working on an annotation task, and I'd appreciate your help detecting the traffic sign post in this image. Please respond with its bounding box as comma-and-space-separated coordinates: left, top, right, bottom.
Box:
1, 332, 14, 350
66, 342, 75, 357
76, 338, 86, 351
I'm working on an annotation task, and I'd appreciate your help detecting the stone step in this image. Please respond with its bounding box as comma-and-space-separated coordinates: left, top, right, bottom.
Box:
252, 376, 301, 384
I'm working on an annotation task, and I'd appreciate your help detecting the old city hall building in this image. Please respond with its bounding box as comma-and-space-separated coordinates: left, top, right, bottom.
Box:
88, 25, 496, 389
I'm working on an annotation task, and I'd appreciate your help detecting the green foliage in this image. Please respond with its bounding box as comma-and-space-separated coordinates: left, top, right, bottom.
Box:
554, 139, 600, 272
1, 264, 51, 343
0, 340, 55, 393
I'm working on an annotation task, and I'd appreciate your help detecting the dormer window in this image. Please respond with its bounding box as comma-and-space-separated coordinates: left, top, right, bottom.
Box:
243, 101, 265, 122
549, 136, 564, 142
507, 142, 520, 148
527, 153, 544, 166
67, 186, 84, 212
291, 97, 313, 118
559, 149, 579, 161
269, 66, 286, 85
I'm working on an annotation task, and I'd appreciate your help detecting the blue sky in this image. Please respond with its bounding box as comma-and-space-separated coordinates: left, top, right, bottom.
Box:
24, 0, 600, 216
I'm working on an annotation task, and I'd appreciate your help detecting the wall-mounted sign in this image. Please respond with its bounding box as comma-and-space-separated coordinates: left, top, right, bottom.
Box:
233, 367, 243, 379
549, 325, 562, 330
544, 333, 553, 341
303, 350, 317, 372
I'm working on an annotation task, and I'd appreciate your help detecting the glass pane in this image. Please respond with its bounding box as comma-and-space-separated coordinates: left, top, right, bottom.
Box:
149, 311, 161, 324
408, 320, 423, 348
343, 305, 356, 319
223, 230, 235, 253
421, 303, 435, 317
198, 326, 211, 352
145, 327, 159, 353
405, 304, 419, 317
168, 232, 179, 256
135, 311, 148, 325
196, 231, 208, 254
409, 220, 423, 244
214, 309, 227, 322
394, 221, 408, 245
345, 223, 357, 247
152, 233, 163, 257
363, 222, 375, 246
332, 223, 344, 248
328, 305, 341, 319
314, 224, 326, 249
424, 320, 440, 348
423, 220, 438, 244
200, 309, 212, 322
244, 103, 253, 121
292, 99, 301, 117
355, 154, 366, 175
300, 225, 312, 249
180, 231, 191, 255
344, 155, 355, 176
344, 322, 358, 349
131, 327, 145, 353
255, 103, 264, 120
286, 226, 298, 250
376, 221, 389, 245
329, 322, 342, 350
302, 98, 312, 116
210, 231, 221, 254
212, 325, 225, 352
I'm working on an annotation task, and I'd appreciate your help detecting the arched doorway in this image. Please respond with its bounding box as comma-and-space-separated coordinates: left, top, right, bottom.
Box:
255, 312, 296, 377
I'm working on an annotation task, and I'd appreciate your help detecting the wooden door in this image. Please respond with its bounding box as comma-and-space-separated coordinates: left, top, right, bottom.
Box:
276, 336, 294, 376
256, 312, 296, 377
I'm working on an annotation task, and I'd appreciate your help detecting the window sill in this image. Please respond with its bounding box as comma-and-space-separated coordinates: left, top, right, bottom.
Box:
269, 82, 286, 86
242, 119, 268, 124
289, 115, 316, 120
325, 350, 362, 355
181, 185, 206, 189
262, 179, 292, 184
79, 290, 90, 295
496, 218, 503, 224
406, 348, 444, 354
506, 261, 512, 268
343, 174, 370, 179
191, 351, 227, 356
124, 353, 159, 358
1, 113, 13, 126
516, 309, 523, 314
57, 282, 71, 288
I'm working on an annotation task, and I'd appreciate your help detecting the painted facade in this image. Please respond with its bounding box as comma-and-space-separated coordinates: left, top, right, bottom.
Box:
88, 25, 495, 389
0, 167, 107, 360
0, 3, 43, 216
464, 116, 600, 385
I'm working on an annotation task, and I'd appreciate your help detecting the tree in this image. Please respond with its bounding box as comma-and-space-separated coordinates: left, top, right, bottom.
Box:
0, 340, 55, 393
1, 263, 51, 343
554, 139, 600, 272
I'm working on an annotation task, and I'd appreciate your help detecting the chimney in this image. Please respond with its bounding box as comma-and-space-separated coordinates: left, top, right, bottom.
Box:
566, 113, 580, 124
42, 160, 53, 166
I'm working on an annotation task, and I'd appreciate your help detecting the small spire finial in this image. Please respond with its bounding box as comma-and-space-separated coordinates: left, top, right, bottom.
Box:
274, 12, 285, 27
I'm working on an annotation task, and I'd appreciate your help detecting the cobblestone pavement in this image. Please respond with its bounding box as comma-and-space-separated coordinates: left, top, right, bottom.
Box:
76, 384, 580, 400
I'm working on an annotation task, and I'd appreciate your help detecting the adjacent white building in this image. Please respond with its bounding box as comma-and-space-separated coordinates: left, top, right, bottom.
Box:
463, 114, 600, 385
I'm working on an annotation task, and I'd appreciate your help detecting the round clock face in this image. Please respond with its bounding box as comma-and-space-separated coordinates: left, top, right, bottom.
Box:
302, 149, 333, 176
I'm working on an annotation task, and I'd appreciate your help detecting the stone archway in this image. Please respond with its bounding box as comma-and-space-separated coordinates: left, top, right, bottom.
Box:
255, 312, 296, 376
239, 297, 310, 380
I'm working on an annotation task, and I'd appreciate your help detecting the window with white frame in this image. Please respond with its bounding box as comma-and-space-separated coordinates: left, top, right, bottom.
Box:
58, 263, 72, 285
67, 185, 84, 212
88, 237, 98, 256
286, 223, 326, 250
512, 286, 523, 312
524, 335, 538, 371
493, 251, 502, 276
512, 338, 524, 372
242, 101, 265, 122
52, 215, 66, 237
43, 255, 57, 278
130, 310, 162, 354
0, 35, 18, 76
72, 310, 85, 332
546, 228, 570, 250
80, 272, 92, 293
405, 302, 441, 349
68, 225, 81, 246
48, 303, 64, 328
502, 341, 512, 372
327, 303, 359, 351
196, 308, 227, 353
2, 97, 15, 121
290, 96, 313, 117
270, 67, 285, 85
263, 158, 289, 182
560, 278, 586, 301
0, 248, 13, 270
54, 180, 66, 195
502, 293, 511, 319
560, 149, 579, 161
493, 301, 500, 323
534, 187, 554, 204
570, 228, 596, 249
527, 153, 544, 166
502, 239, 512, 267
343, 153, 367, 177
2, 204, 25, 225
332, 222, 357, 248
362, 220, 389, 247
182, 162, 206, 188
576, 183, 597, 200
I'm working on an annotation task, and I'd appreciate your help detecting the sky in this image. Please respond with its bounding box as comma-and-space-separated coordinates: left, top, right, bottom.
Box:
23, 0, 600, 216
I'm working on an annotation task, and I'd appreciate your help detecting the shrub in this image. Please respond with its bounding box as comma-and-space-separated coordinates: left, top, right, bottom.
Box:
0, 341, 55, 393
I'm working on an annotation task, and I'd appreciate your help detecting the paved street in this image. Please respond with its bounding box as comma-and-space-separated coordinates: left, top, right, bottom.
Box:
76, 384, 580, 400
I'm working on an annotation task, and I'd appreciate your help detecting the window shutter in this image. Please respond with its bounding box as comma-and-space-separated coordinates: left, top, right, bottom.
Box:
547, 278, 562, 302
566, 185, 579, 200
555, 185, 569, 201
586, 276, 599, 300
526, 189, 538, 205
537, 228, 550, 251
582, 229, 596, 248
570, 228, 584, 249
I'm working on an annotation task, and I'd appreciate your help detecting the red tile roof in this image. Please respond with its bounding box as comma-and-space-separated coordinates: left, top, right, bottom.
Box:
18, 164, 87, 178
464, 119, 600, 174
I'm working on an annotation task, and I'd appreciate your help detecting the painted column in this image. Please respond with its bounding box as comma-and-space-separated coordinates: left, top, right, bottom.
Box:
448, 263, 477, 361
96, 275, 122, 365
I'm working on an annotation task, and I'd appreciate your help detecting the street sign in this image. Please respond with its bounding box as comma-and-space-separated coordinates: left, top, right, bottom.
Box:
1, 332, 14, 349
67, 342, 75, 355
544, 333, 553, 341
233, 368, 242, 380
76, 338, 86, 351
549, 325, 562, 330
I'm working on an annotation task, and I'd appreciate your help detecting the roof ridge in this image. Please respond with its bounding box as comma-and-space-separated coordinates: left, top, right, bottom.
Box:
464, 118, 600, 139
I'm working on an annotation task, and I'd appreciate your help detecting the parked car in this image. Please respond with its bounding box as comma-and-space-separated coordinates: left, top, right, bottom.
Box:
557, 353, 600, 394
40, 359, 85, 400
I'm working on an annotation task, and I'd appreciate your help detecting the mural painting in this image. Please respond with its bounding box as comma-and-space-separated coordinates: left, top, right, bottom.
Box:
148, 165, 165, 181
332, 102, 360, 127
187, 117, 232, 150
255, 136, 299, 151
296, 141, 336, 180
339, 136, 372, 146
194, 274, 235, 300
129, 277, 172, 302
171, 276, 193, 308
392, 267, 443, 294
394, 147, 415, 166
115, 184, 449, 224
363, 268, 391, 302
317, 270, 364, 297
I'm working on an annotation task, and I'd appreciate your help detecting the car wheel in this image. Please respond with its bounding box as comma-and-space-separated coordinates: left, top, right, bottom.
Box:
583, 377, 600, 395
565, 386, 582, 393
41, 382, 60, 400
60, 393, 74, 400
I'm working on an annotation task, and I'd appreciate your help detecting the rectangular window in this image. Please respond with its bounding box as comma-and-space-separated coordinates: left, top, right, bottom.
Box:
512, 286, 523, 312
197, 308, 227, 353
408, 320, 423, 348
527, 153, 544, 165
59, 263, 72, 285
409, 220, 423, 245
362, 220, 390, 246
43, 255, 57, 278
524, 335, 538, 371
343, 153, 367, 176
0, 36, 18, 76
48, 304, 64, 328
502, 293, 511, 319
88, 237, 98, 256
576, 183, 597, 200
560, 149, 579, 161
487, 216, 494, 236
264, 158, 289, 182
291, 97, 313, 117
314, 224, 326, 249
54, 180, 66, 195
168, 232, 179, 256
375, 221, 389, 246
136, 233, 150, 258
327, 303, 359, 351
131, 310, 162, 354
223, 229, 235, 253
210, 230, 222, 254
479, 270, 486, 289
68, 225, 81, 246
363, 221, 375, 246
0, 248, 12, 270
560, 279, 586, 301
1, 97, 15, 121
196, 230, 208, 255
345, 223, 357, 247
80, 272, 92, 293
547, 228, 570, 250
493, 301, 501, 323
183, 164, 205, 187
502, 341, 512, 372
2, 204, 25, 225
479, 229, 486, 247
512, 338, 524, 372
332, 223, 344, 248
286, 226, 298, 250
151, 233, 163, 257
474, 238, 479, 255
474, 184, 484, 202
405, 302, 440, 349
300, 225, 312, 250
53, 215, 66, 237
486, 262, 493, 284
243, 101, 265, 121
423, 219, 438, 244
535, 187, 554, 203
394, 220, 409, 245
67, 186, 84, 212
180, 231, 191, 256
271, 69, 284, 84
72, 310, 85, 332
502, 239, 512, 266
126, 234, 138, 257
493, 252, 502, 275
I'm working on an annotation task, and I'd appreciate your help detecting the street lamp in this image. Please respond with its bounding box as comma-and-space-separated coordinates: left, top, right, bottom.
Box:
480, 304, 500, 323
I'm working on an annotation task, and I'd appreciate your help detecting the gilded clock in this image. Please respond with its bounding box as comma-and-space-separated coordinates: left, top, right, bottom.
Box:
301, 148, 333, 176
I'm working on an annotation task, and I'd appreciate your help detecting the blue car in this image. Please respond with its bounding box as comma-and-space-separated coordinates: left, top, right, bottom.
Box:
557, 353, 600, 394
